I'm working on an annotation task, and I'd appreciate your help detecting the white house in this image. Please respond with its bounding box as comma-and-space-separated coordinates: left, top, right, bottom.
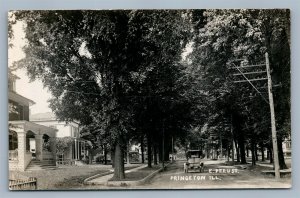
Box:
30, 112, 89, 164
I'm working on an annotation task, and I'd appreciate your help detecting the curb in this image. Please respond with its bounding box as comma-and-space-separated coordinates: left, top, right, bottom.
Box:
84, 163, 171, 187
107, 163, 170, 187
83, 170, 113, 185
84, 165, 147, 185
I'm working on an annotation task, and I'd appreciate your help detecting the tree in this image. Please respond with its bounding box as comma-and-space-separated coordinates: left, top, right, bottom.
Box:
12, 10, 191, 179
56, 137, 74, 156
189, 9, 290, 167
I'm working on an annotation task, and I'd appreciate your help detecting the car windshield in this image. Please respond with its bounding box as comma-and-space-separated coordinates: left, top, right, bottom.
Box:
187, 150, 202, 158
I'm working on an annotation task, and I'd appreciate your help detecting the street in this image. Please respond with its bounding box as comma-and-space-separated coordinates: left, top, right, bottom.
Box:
34, 158, 291, 190
140, 159, 291, 189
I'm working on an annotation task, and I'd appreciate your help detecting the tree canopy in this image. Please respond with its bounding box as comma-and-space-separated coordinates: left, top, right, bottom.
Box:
12, 10, 194, 179
10, 9, 290, 179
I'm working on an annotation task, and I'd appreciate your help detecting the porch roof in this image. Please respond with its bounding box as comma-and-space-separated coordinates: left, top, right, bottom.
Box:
9, 91, 35, 106
9, 120, 57, 137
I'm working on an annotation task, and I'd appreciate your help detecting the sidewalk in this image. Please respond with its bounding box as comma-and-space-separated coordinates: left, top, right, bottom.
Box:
85, 164, 147, 185
255, 161, 292, 177
256, 162, 274, 168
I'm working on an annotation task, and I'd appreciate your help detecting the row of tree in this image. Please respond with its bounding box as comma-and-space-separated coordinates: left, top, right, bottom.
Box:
10, 9, 290, 179
188, 9, 290, 168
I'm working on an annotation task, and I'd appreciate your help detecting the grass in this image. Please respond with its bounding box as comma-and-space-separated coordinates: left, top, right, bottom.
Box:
10, 164, 140, 190
54, 169, 108, 189
54, 165, 140, 189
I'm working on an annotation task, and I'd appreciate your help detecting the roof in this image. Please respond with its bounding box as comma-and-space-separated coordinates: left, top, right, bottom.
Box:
30, 112, 57, 121
30, 112, 80, 125
9, 120, 57, 137
9, 91, 35, 106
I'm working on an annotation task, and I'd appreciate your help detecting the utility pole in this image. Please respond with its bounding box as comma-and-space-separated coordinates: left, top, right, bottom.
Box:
171, 136, 174, 162
231, 115, 235, 163
219, 132, 223, 159
162, 119, 165, 170
231, 52, 280, 178
265, 52, 280, 179
127, 140, 131, 165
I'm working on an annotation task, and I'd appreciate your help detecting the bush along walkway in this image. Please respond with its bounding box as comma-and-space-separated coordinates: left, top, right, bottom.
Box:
84, 164, 167, 187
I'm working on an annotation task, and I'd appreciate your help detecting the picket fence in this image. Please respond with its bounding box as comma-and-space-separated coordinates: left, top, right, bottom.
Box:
9, 177, 37, 190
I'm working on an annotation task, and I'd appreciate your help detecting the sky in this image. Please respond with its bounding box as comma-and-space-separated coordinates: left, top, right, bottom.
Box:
9, 21, 52, 115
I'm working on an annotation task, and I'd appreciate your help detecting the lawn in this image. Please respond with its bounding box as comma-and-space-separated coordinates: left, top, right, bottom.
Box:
10, 164, 139, 190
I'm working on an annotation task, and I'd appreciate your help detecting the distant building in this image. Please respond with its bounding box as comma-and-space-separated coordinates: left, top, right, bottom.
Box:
8, 70, 57, 171
283, 136, 291, 157
30, 112, 89, 164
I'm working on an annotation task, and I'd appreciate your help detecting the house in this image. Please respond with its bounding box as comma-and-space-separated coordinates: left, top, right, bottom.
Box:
30, 112, 90, 165
8, 70, 57, 171
283, 136, 291, 157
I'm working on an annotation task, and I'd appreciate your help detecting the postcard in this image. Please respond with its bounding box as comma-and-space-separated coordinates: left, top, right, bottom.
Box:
8, 9, 291, 190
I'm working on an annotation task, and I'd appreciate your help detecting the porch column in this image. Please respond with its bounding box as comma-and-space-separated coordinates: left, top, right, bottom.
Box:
50, 137, 57, 164
35, 134, 43, 161
17, 132, 26, 171
77, 141, 80, 160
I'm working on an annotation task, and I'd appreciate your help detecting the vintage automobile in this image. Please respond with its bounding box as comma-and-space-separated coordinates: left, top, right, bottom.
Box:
184, 150, 204, 173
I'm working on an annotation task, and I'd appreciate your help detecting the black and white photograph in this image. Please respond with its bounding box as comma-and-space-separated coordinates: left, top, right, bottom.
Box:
8, 9, 291, 190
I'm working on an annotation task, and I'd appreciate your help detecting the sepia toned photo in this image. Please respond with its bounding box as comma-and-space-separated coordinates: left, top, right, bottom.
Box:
8, 9, 291, 190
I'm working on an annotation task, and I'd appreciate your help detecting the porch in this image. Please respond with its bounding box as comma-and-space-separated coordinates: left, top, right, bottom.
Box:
9, 121, 57, 171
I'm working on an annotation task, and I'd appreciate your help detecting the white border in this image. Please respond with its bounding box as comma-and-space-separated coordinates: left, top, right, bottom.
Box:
1, 0, 299, 197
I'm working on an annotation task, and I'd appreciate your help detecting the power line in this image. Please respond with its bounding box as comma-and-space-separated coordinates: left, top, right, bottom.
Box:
233, 78, 267, 83
232, 63, 269, 104
230, 64, 266, 69
233, 71, 267, 76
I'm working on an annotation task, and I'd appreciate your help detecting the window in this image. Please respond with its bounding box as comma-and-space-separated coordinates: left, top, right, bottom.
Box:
70, 126, 78, 138
8, 79, 16, 92
9, 131, 18, 150
70, 128, 74, 137
58, 154, 64, 161
9, 101, 20, 121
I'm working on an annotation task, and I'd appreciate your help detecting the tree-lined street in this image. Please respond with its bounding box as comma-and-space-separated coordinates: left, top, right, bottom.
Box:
9, 9, 291, 189
143, 159, 291, 189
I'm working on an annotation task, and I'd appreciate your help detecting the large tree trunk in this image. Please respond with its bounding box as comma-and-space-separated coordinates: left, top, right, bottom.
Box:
251, 138, 256, 166
126, 141, 130, 165
261, 143, 265, 162
158, 139, 162, 162
238, 135, 246, 164
147, 134, 152, 168
255, 144, 258, 161
141, 135, 145, 164
164, 138, 170, 161
277, 137, 288, 169
227, 142, 230, 162
104, 147, 108, 165
234, 140, 240, 162
153, 145, 158, 165
268, 145, 273, 164
112, 142, 125, 180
